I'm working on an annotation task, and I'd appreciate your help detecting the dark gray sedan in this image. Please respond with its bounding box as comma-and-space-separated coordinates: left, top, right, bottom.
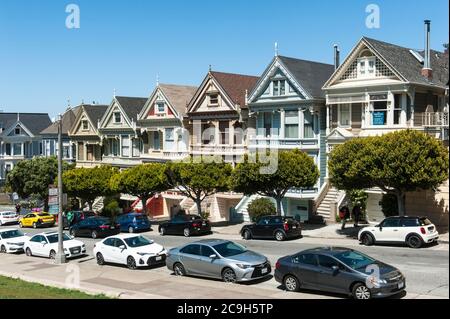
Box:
166, 239, 271, 283
274, 247, 406, 299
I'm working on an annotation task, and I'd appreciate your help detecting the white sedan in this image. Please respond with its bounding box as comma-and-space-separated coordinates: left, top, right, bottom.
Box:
93, 234, 167, 270
0, 228, 30, 253
0, 211, 20, 226
24, 231, 86, 259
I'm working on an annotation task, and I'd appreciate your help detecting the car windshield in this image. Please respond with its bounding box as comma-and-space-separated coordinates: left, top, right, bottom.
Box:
2, 212, 16, 216
47, 234, 71, 243
124, 236, 153, 248
334, 250, 376, 270
213, 242, 247, 257
419, 218, 432, 226
0, 230, 24, 239
134, 215, 148, 221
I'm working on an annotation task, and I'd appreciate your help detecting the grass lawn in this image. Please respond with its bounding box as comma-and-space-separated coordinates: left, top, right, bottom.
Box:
0, 275, 110, 299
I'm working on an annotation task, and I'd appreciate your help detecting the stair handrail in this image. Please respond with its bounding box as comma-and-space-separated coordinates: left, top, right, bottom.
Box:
313, 181, 330, 213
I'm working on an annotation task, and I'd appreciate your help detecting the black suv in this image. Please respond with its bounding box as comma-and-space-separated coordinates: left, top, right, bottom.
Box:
158, 214, 211, 237
240, 215, 302, 241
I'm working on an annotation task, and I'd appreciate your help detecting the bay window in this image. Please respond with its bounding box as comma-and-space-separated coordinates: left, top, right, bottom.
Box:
338, 104, 351, 127
13, 143, 22, 156
304, 111, 315, 138
284, 111, 299, 138
121, 136, 130, 157
132, 139, 141, 157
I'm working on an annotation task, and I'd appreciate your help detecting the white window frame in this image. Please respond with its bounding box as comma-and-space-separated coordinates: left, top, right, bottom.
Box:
81, 120, 89, 131
156, 102, 166, 114
209, 94, 219, 106
113, 112, 122, 124
272, 80, 286, 96
15, 127, 21, 135
357, 57, 376, 79
338, 104, 352, 127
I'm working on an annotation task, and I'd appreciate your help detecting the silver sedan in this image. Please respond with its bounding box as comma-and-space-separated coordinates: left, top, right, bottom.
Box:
166, 239, 271, 283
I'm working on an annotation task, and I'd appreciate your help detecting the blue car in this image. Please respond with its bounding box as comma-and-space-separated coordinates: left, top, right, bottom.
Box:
116, 213, 151, 233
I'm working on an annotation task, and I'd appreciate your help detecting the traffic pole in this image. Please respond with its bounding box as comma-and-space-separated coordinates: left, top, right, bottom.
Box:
55, 113, 66, 264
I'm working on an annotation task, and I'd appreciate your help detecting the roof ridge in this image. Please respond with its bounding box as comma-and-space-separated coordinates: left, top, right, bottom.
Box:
210, 70, 259, 79
278, 55, 334, 67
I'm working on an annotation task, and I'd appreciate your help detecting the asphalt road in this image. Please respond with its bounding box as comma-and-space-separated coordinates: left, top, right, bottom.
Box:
3, 224, 449, 298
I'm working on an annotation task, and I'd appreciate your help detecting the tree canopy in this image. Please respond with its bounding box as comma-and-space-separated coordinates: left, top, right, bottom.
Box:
232, 149, 319, 214
329, 130, 449, 215
110, 163, 169, 215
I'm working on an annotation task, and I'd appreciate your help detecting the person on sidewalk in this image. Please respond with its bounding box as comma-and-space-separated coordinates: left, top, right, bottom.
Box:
352, 204, 362, 227
339, 206, 350, 230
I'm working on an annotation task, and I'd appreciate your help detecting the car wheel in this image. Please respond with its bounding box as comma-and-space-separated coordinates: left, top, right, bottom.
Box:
361, 233, 374, 246
183, 228, 190, 237
159, 227, 166, 236
243, 230, 252, 240
352, 283, 372, 300
127, 256, 137, 270
69, 228, 76, 237
19, 222, 23, 228
283, 275, 300, 292
32, 222, 37, 229
0, 245, 6, 253
96, 253, 105, 265
0, 220, 2, 226
222, 268, 237, 283
26, 248, 32, 257
407, 235, 423, 249
173, 263, 186, 276
275, 230, 285, 241
49, 250, 56, 260
128, 226, 134, 233
91, 230, 98, 239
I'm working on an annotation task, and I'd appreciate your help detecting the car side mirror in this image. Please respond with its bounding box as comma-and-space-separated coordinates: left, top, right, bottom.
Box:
119, 245, 126, 250
331, 265, 339, 275
41, 241, 47, 245
209, 254, 217, 259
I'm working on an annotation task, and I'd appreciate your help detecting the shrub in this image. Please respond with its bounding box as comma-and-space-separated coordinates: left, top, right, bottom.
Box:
247, 198, 276, 222
101, 198, 121, 222
380, 194, 398, 217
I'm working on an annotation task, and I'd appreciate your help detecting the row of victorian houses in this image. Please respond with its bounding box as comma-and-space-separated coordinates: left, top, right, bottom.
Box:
1, 25, 449, 227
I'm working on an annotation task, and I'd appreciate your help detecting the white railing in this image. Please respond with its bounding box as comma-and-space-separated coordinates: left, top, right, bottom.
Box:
421, 112, 449, 127
191, 144, 246, 155
249, 137, 319, 149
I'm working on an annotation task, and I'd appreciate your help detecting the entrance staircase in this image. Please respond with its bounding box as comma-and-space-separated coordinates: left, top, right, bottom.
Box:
315, 187, 344, 221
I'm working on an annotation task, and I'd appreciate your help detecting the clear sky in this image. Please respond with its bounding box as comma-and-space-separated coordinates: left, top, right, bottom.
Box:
0, 0, 448, 119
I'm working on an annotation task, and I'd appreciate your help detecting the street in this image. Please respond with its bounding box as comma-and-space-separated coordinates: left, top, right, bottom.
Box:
0, 224, 448, 299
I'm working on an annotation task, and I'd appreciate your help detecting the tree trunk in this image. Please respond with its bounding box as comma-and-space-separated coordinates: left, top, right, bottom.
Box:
195, 198, 202, 216
141, 196, 149, 216
88, 200, 93, 211
44, 198, 49, 212
396, 191, 406, 216
276, 198, 282, 216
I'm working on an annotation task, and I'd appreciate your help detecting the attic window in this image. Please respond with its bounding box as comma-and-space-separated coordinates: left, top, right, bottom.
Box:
209, 94, 219, 105
114, 112, 122, 123
82, 120, 89, 130
15, 127, 21, 135
156, 102, 165, 114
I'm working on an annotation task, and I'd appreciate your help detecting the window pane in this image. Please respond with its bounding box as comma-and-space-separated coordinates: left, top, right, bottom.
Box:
273, 81, 279, 96
165, 128, 174, 141
339, 105, 350, 126
280, 81, 285, 95
157, 103, 165, 113
372, 101, 387, 125
304, 112, 314, 138
122, 136, 130, 157
285, 124, 298, 138
318, 255, 339, 269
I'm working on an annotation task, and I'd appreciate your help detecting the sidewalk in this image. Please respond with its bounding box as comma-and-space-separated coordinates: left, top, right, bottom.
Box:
212, 223, 449, 244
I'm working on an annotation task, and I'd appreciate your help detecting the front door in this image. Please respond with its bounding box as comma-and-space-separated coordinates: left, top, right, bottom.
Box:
292, 253, 321, 288
316, 255, 352, 294
378, 218, 401, 242
179, 244, 203, 275
198, 245, 222, 278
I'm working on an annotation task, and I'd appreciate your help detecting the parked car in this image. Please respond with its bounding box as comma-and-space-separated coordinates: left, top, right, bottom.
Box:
93, 234, 167, 270
24, 231, 86, 259
69, 217, 120, 239
275, 247, 406, 299
358, 216, 439, 248
116, 213, 151, 233
0, 228, 30, 253
166, 239, 271, 283
158, 214, 211, 237
63, 211, 96, 229
19, 212, 55, 229
240, 215, 302, 241
0, 211, 20, 226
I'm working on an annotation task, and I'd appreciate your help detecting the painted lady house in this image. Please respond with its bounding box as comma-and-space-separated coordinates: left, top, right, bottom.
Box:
233, 53, 335, 222
322, 21, 449, 226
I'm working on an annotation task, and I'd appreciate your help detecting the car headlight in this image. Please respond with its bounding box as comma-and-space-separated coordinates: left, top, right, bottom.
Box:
6, 242, 18, 246
368, 276, 387, 288
236, 263, 252, 269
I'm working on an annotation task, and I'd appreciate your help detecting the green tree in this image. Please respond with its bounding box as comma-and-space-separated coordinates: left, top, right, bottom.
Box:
380, 193, 399, 217
232, 149, 319, 215
110, 163, 168, 215
329, 130, 449, 216
62, 165, 118, 210
6, 157, 74, 211
166, 160, 232, 216
247, 197, 276, 222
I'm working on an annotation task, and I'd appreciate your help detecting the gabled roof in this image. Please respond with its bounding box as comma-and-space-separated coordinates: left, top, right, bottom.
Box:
277, 56, 335, 99
362, 37, 449, 88
0, 113, 52, 137
40, 106, 81, 136
115, 96, 148, 122
83, 104, 109, 125
159, 84, 198, 117
209, 71, 259, 107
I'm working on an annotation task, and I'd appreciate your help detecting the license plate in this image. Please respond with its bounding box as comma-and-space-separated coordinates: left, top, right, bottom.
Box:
202, 222, 206, 226
398, 281, 404, 289
155, 256, 162, 261
261, 267, 268, 274
73, 250, 80, 254
110, 226, 115, 229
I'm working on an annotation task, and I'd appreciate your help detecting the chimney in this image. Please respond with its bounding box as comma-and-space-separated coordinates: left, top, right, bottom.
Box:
421, 20, 433, 80
334, 44, 340, 70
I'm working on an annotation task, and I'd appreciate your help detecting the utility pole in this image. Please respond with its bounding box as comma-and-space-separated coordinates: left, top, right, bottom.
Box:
55, 114, 66, 264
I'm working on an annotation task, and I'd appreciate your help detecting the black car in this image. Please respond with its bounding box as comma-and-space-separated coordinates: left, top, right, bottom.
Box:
275, 247, 406, 299
158, 214, 211, 237
63, 211, 96, 229
240, 215, 301, 241
69, 217, 121, 239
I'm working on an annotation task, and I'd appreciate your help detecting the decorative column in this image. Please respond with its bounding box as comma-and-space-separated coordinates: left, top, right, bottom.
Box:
280, 109, 285, 139
298, 108, 304, 139
214, 121, 220, 145
326, 104, 330, 135
229, 121, 235, 146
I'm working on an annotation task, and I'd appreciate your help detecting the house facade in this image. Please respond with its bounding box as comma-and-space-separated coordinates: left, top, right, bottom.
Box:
98, 96, 148, 168
137, 84, 197, 162
40, 106, 81, 163
0, 113, 52, 184
68, 104, 108, 168
322, 35, 449, 226
234, 55, 335, 222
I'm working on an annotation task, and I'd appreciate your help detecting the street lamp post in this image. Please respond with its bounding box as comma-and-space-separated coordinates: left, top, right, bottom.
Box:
54, 114, 66, 264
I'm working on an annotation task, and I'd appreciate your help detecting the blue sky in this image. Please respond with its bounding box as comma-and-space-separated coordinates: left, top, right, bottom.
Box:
0, 0, 448, 119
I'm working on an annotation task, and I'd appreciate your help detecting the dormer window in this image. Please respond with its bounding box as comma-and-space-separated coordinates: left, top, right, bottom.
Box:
114, 112, 122, 123
273, 80, 286, 96
15, 127, 21, 135
209, 94, 219, 105
82, 120, 89, 130
357, 50, 376, 79
156, 102, 165, 114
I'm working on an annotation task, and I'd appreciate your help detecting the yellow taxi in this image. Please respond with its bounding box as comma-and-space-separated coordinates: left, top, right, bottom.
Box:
19, 213, 55, 229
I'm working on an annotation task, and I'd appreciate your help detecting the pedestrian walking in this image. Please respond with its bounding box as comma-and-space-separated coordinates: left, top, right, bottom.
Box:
352, 203, 362, 227
339, 206, 350, 230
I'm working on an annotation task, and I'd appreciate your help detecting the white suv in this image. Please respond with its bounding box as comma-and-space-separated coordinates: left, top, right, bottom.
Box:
358, 216, 439, 248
